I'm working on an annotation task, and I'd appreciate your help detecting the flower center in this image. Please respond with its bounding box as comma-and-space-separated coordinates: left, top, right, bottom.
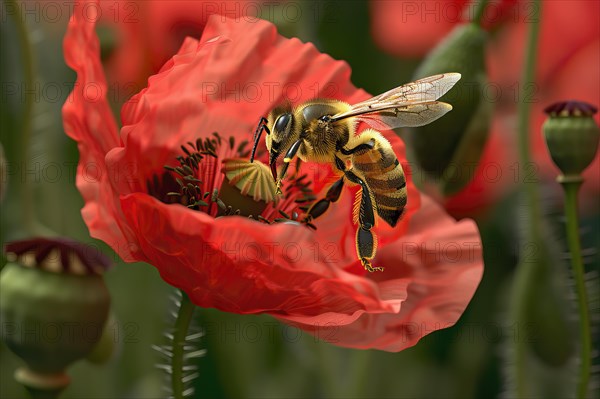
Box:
148, 133, 318, 227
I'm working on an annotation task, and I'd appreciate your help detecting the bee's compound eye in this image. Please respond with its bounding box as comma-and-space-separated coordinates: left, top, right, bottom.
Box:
274, 114, 291, 133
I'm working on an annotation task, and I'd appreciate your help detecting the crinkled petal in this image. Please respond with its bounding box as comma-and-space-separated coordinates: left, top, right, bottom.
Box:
120, 193, 402, 319
280, 196, 483, 351
62, 0, 136, 257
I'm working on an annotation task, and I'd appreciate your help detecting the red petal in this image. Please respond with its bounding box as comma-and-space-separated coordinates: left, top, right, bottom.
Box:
62, 0, 136, 256
119, 16, 368, 166
120, 193, 401, 319
63, 0, 120, 153
280, 196, 483, 351
145, 1, 256, 72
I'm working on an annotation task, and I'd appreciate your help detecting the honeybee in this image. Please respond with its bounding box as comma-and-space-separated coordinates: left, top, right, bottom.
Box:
250, 73, 461, 272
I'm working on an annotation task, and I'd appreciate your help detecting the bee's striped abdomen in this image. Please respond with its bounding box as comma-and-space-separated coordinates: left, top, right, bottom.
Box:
350, 130, 407, 228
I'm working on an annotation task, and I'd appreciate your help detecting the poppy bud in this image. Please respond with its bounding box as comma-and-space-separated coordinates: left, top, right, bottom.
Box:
0, 238, 111, 394
542, 101, 599, 181
406, 23, 491, 196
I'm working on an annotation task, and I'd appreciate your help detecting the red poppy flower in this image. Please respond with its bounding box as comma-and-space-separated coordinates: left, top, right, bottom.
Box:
63, 0, 483, 351
371, 0, 600, 216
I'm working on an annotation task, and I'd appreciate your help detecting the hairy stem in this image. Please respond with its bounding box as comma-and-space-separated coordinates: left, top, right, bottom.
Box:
172, 292, 195, 399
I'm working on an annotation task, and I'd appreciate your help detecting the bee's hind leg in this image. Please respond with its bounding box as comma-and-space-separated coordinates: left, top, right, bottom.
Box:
343, 167, 383, 273
313, 155, 382, 272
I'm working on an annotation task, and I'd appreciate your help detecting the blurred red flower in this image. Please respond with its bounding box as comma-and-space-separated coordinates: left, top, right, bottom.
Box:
371, 0, 516, 58
97, 0, 255, 98
63, 0, 483, 351
371, 0, 600, 215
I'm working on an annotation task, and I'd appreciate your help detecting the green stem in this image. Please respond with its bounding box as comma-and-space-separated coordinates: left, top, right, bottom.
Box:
511, 0, 541, 397
561, 180, 591, 399
516, 0, 542, 218
172, 291, 195, 399
471, 0, 490, 26
6, 0, 37, 234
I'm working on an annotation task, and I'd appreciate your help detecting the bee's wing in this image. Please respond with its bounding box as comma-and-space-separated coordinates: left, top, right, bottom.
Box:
331, 73, 460, 129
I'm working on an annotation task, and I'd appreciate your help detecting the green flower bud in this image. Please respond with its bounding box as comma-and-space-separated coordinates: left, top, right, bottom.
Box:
542, 101, 599, 181
406, 23, 491, 196
1, 238, 111, 392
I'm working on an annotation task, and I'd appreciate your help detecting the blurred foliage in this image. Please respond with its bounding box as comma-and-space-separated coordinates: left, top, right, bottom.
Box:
1, 1, 598, 399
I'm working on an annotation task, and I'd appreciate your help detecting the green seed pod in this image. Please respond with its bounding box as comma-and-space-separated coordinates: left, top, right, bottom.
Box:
406, 23, 491, 196
543, 101, 599, 180
1, 238, 111, 391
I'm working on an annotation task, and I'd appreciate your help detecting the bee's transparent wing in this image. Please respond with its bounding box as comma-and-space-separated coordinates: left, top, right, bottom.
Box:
358, 102, 454, 128
331, 73, 460, 129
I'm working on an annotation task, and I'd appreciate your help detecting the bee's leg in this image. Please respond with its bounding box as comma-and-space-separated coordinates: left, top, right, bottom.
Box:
343, 169, 383, 273
250, 117, 269, 163
338, 138, 375, 156
276, 139, 303, 194
304, 177, 345, 222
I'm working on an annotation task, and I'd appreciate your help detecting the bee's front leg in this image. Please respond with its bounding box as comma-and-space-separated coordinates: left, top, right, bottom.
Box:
250, 117, 269, 163
276, 139, 303, 194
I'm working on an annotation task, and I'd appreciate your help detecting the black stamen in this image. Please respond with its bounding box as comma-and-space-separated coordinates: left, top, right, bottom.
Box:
160, 133, 320, 228
237, 140, 249, 154
278, 210, 291, 219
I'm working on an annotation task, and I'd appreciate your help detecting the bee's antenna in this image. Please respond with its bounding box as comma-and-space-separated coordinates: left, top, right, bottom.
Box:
250, 117, 269, 163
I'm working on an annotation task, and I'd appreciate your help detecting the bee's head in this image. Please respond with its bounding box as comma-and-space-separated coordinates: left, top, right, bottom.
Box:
266, 106, 297, 180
